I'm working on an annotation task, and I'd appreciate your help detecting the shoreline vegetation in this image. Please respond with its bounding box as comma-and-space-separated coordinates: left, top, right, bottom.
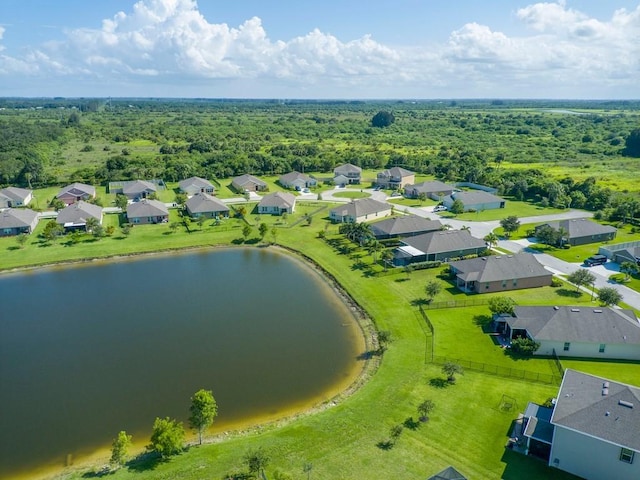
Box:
2, 99, 639, 479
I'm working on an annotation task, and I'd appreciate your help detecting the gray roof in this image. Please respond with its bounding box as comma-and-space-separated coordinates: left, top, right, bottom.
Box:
523, 402, 555, 444
126, 199, 169, 217
405, 181, 456, 195
615, 247, 640, 263
427, 466, 467, 480
552, 369, 640, 451
0, 187, 32, 202
231, 174, 267, 188
334, 163, 362, 175
371, 215, 442, 237
258, 192, 296, 209
449, 190, 503, 205
330, 198, 390, 219
179, 176, 214, 191
56, 201, 102, 225
185, 192, 229, 214
539, 218, 616, 239
507, 306, 640, 345
378, 167, 414, 178
56, 182, 96, 198
122, 180, 157, 195
449, 253, 551, 283
401, 230, 486, 255
279, 171, 311, 184
0, 208, 38, 229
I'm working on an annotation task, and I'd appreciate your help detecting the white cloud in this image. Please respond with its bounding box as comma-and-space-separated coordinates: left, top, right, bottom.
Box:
0, 0, 638, 97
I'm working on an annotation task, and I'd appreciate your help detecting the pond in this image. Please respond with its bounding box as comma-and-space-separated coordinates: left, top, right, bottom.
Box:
0, 248, 365, 479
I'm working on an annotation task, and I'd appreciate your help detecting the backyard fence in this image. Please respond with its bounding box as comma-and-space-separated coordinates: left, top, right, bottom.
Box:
431, 355, 562, 385
421, 298, 494, 310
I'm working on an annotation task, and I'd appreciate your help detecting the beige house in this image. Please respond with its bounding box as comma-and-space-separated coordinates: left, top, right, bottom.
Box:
333, 163, 362, 185
0, 208, 39, 236
126, 199, 169, 224
179, 176, 215, 196
56, 201, 103, 231
231, 174, 267, 193
0, 187, 33, 208
376, 167, 415, 189
257, 192, 296, 215
329, 198, 391, 223
185, 192, 229, 219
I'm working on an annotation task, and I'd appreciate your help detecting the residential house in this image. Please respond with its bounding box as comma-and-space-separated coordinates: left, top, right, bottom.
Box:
612, 245, 640, 266
427, 466, 468, 480
0, 187, 33, 208
404, 181, 456, 201
333, 174, 350, 187
535, 218, 617, 246
442, 191, 505, 212
185, 192, 229, 219
523, 369, 640, 480
126, 199, 169, 224
257, 192, 296, 215
56, 200, 103, 231
56, 182, 96, 205
278, 171, 317, 190
179, 176, 215, 196
370, 215, 442, 240
333, 163, 362, 185
231, 174, 268, 193
449, 253, 552, 294
118, 180, 158, 201
376, 167, 415, 190
497, 306, 640, 360
0, 208, 39, 236
393, 230, 486, 266
329, 198, 392, 223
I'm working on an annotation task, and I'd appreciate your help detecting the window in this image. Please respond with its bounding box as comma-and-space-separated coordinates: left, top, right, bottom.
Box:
620, 448, 634, 464
599, 344, 606, 353
563, 342, 570, 351
513, 279, 518, 286
502, 280, 507, 288
485, 283, 490, 289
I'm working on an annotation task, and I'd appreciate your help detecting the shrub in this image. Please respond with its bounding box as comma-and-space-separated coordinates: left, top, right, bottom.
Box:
510, 338, 540, 356
550, 277, 563, 287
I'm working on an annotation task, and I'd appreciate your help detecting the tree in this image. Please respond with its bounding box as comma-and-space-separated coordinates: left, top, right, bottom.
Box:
377, 330, 392, 354
367, 239, 383, 263
381, 248, 394, 271
488, 296, 515, 316
425, 280, 442, 302
510, 338, 540, 356
483, 232, 499, 248
197, 216, 205, 230
259, 222, 268, 240
620, 261, 639, 281
242, 224, 252, 242
449, 199, 464, 215
271, 226, 278, 244
148, 417, 184, 457
567, 269, 596, 292
244, 447, 270, 478
16, 233, 28, 249
189, 389, 218, 446
115, 194, 129, 211
500, 216, 520, 238
303, 462, 313, 480
169, 221, 180, 233
43, 220, 64, 242
624, 128, 640, 157
371, 111, 395, 128
442, 362, 464, 383
235, 205, 247, 218
110, 430, 132, 467
92, 224, 106, 239
417, 399, 435, 421
598, 287, 623, 306
85, 217, 99, 233
175, 192, 188, 206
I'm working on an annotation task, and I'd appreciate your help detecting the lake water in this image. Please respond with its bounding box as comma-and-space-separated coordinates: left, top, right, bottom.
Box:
0, 248, 365, 479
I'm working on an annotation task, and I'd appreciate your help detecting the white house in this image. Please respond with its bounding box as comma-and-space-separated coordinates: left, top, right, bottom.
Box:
257, 192, 296, 215
278, 171, 316, 190
0, 187, 33, 208
179, 176, 215, 196
329, 198, 391, 223
442, 191, 505, 212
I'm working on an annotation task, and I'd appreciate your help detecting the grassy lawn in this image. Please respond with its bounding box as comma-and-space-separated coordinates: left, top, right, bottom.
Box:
439, 199, 564, 222
0, 212, 629, 480
332, 190, 371, 199
387, 197, 436, 208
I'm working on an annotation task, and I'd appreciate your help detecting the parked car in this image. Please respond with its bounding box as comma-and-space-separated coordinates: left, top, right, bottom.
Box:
433, 205, 448, 212
584, 254, 607, 266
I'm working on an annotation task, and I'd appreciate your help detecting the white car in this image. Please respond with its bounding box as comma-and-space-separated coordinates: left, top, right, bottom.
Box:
433, 205, 447, 212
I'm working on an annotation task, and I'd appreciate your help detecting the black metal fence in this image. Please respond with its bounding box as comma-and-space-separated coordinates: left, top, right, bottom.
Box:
421, 298, 493, 310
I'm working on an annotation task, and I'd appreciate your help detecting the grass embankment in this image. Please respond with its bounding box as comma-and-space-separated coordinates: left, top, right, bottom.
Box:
0, 209, 615, 480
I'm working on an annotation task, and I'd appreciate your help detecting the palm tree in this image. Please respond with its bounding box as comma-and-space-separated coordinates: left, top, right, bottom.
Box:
484, 232, 499, 249
367, 239, 383, 264
381, 249, 394, 271
85, 217, 99, 233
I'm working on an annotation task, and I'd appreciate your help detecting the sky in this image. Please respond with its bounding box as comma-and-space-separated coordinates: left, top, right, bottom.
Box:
0, 0, 639, 99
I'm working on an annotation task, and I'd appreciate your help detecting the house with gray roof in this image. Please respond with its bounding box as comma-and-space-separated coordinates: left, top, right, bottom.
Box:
121, 180, 158, 201
179, 176, 215, 196
278, 171, 317, 190
329, 198, 392, 223
449, 253, 552, 294
333, 163, 361, 184
497, 306, 640, 360
535, 218, 617, 246
394, 230, 486, 266
56, 201, 103, 231
56, 182, 96, 205
257, 192, 296, 215
231, 174, 267, 193
126, 199, 169, 224
541, 369, 640, 479
370, 215, 442, 240
0, 187, 33, 208
427, 466, 467, 480
442, 191, 505, 212
376, 167, 415, 189
404, 180, 456, 201
185, 192, 229, 219
0, 208, 39, 236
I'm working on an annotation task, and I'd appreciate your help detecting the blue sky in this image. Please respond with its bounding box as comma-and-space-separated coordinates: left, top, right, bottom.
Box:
1, 0, 639, 98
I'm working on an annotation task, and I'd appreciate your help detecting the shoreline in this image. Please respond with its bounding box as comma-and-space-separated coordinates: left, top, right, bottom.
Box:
4, 243, 380, 480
